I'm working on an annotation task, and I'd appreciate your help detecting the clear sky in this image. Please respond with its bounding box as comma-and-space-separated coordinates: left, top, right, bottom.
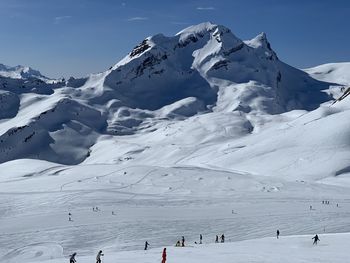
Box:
0, 0, 349, 78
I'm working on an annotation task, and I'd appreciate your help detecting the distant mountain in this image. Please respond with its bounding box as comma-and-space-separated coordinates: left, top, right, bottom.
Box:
0, 63, 49, 81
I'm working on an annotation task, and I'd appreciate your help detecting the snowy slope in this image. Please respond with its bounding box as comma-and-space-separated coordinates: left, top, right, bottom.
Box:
304, 62, 350, 86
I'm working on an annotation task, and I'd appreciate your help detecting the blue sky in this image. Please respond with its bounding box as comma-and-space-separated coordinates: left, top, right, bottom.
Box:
0, 0, 349, 78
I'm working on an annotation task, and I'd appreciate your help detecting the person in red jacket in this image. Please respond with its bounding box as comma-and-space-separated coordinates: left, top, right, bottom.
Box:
161, 248, 167, 263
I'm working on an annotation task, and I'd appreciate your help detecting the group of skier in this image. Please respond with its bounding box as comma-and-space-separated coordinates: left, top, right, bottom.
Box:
66, 202, 332, 263
215, 234, 225, 243
175, 236, 186, 247
69, 250, 103, 263
68, 231, 323, 263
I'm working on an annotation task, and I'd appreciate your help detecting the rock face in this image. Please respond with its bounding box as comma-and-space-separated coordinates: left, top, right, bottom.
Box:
0, 22, 340, 165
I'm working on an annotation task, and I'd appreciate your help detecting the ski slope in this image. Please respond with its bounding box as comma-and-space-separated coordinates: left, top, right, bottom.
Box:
1, 161, 350, 261
3, 233, 350, 263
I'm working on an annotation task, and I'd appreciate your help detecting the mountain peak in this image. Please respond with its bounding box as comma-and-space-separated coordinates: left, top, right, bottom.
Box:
176, 22, 218, 36
245, 32, 270, 49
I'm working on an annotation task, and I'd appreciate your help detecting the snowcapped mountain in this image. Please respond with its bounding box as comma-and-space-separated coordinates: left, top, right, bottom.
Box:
0, 22, 348, 177
0, 63, 52, 82
86, 22, 330, 114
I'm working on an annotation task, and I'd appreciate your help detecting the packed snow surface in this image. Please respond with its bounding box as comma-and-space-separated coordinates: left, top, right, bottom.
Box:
0, 22, 350, 262
5, 233, 348, 263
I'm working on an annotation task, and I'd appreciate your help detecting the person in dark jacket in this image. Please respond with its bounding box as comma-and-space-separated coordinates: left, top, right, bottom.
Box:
144, 241, 150, 250
312, 234, 320, 245
277, 229, 280, 239
215, 235, 219, 243
221, 234, 225, 243
69, 252, 77, 263
199, 234, 203, 244
96, 250, 104, 263
181, 236, 185, 247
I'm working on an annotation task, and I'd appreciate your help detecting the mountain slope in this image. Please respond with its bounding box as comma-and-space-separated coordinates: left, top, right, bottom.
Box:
304, 62, 350, 86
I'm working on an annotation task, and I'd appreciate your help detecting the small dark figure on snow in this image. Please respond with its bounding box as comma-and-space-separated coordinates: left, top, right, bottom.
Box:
144, 241, 149, 250
312, 234, 320, 245
310, 205, 312, 210
181, 236, 185, 247
337, 203, 339, 207
175, 240, 181, 247
162, 248, 167, 263
277, 230, 280, 239
96, 250, 104, 263
68, 212, 72, 221
215, 235, 219, 243
199, 234, 203, 244
69, 252, 77, 263
221, 234, 225, 243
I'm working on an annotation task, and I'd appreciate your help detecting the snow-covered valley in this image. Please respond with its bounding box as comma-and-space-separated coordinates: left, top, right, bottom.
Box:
0, 22, 350, 262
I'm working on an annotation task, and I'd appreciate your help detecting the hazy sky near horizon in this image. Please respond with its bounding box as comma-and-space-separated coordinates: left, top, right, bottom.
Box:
0, 0, 349, 78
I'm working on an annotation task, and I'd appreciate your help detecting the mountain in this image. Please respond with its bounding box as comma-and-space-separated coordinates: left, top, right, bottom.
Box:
0, 22, 348, 180
0, 63, 53, 82
87, 22, 330, 114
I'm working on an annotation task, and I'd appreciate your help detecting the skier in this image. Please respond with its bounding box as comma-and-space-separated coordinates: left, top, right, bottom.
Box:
312, 234, 320, 245
69, 252, 77, 263
276, 229, 280, 239
161, 248, 166, 263
215, 235, 219, 243
96, 250, 104, 263
68, 212, 72, 222
181, 236, 185, 247
199, 234, 202, 244
144, 241, 150, 250
221, 234, 225, 243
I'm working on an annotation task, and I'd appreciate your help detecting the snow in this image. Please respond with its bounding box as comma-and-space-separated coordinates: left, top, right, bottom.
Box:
304, 62, 350, 86
0, 22, 350, 262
